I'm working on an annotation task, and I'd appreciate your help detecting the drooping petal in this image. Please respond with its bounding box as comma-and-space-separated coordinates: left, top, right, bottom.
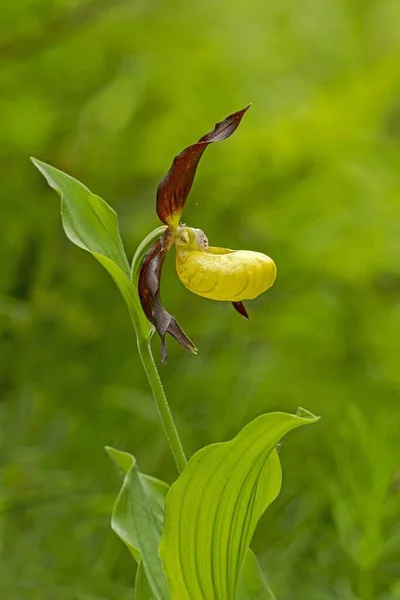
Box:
232, 301, 250, 319
138, 227, 197, 365
156, 105, 250, 226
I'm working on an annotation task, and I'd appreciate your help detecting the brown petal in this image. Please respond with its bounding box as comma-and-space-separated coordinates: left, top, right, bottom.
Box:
232, 301, 250, 319
138, 227, 197, 365
156, 105, 250, 225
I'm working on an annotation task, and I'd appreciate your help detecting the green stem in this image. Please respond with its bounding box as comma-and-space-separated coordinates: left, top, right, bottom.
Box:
129, 226, 187, 473
137, 338, 187, 473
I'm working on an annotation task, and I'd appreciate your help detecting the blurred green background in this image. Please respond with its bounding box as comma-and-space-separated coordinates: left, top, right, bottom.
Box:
1, 1, 400, 598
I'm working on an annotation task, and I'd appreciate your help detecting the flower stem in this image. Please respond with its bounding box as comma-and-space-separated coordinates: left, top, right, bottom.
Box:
130, 226, 187, 473
137, 338, 187, 473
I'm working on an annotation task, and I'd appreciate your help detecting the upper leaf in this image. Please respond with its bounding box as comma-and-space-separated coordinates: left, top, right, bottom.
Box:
107, 445, 277, 600
106, 447, 170, 600
31, 158, 130, 276
156, 106, 250, 226
31, 158, 149, 337
159, 410, 319, 600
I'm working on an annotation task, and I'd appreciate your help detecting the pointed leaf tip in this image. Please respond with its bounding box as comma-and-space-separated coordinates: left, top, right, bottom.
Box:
105, 446, 136, 473
296, 407, 320, 421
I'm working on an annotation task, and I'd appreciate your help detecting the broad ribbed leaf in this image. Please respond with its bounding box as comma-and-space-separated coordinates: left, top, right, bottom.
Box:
106, 447, 170, 600
159, 409, 319, 600
107, 446, 278, 600
31, 158, 149, 337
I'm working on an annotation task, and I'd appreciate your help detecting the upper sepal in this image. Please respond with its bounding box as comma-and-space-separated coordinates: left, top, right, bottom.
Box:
138, 227, 197, 365
156, 105, 250, 226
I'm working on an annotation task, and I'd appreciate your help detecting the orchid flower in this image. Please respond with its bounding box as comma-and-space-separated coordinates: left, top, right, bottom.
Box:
138, 106, 276, 364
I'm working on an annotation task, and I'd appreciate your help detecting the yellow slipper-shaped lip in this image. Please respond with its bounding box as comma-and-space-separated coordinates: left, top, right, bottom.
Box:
175, 227, 277, 302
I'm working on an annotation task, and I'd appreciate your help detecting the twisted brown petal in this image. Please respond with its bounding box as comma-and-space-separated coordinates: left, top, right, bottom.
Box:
138, 227, 197, 365
156, 105, 250, 225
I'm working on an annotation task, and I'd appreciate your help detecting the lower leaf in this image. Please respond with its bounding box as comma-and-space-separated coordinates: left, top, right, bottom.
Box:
106, 447, 170, 600
159, 409, 319, 600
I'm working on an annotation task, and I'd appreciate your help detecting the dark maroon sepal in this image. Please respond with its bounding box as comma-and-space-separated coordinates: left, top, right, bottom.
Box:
232, 301, 250, 319
156, 105, 250, 225
138, 228, 197, 365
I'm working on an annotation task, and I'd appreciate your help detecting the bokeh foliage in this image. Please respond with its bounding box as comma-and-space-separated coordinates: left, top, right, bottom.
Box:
1, 1, 400, 598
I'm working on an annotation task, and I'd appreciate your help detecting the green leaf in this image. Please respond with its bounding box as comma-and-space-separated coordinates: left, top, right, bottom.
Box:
106, 445, 277, 600
106, 447, 170, 600
159, 409, 319, 600
238, 549, 276, 600
31, 158, 150, 337
31, 158, 129, 274
135, 562, 156, 600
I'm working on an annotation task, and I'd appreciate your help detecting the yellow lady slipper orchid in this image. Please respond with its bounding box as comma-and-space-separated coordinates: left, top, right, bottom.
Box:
138, 106, 277, 364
